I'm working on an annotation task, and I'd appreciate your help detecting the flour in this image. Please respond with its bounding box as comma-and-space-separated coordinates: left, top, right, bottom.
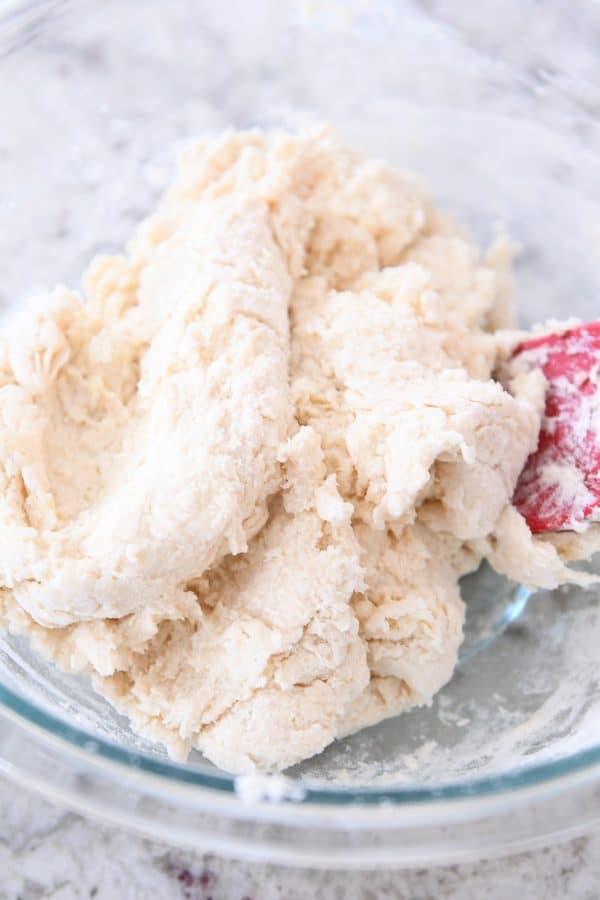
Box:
538, 463, 595, 521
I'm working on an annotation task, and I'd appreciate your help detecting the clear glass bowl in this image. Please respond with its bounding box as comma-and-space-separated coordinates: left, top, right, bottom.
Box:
1, 0, 600, 867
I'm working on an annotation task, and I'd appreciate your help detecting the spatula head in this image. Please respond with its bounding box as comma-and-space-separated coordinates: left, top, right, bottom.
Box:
512, 322, 600, 533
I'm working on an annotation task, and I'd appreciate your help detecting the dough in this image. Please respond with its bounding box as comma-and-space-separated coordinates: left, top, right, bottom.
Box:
0, 126, 594, 772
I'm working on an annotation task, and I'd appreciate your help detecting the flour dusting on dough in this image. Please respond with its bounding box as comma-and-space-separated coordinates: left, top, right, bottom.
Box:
0, 127, 596, 773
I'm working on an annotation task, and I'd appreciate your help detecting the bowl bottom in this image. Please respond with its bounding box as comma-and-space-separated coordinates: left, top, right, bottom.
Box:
2, 561, 598, 793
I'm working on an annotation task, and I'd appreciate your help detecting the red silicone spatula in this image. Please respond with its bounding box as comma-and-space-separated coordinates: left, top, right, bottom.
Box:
512, 322, 600, 533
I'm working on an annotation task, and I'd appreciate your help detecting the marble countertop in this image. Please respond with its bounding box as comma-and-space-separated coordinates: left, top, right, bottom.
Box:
0, 776, 598, 899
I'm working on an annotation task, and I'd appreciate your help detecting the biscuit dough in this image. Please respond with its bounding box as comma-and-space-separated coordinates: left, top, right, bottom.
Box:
0, 127, 595, 772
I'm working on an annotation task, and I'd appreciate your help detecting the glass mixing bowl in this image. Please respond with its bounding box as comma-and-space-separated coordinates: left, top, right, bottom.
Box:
0, 0, 599, 867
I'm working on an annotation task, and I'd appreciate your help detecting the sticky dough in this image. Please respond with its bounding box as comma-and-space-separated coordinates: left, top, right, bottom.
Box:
0, 127, 594, 772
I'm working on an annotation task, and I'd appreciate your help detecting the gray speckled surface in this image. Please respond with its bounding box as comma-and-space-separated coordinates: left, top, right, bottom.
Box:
0, 776, 598, 899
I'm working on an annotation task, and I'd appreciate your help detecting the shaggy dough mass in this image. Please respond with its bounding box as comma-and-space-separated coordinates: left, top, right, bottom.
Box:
0, 127, 595, 772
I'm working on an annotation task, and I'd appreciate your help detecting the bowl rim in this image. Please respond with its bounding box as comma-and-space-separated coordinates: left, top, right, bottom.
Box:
1, 672, 600, 816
